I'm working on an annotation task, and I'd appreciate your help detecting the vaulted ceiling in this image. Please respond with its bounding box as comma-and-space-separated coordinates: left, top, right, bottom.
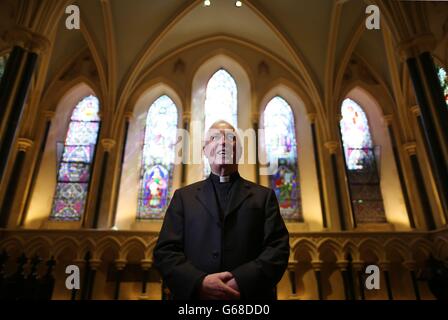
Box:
1, 0, 447, 111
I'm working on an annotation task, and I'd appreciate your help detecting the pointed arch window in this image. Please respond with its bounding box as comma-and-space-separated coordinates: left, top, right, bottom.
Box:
50, 95, 100, 221
437, 66, 448, 107
340, 98, 386, 223
137, 95, 178, 219
203, 69, 238, 176
263, 96, 302, 221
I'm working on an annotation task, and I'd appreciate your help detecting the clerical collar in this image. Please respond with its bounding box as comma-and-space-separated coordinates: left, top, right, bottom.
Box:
209, 171, 240, 184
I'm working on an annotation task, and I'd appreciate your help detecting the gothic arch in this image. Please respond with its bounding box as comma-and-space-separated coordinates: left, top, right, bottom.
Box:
25, 83, 100, 228
115, 83, 182, 230
189, 53, 253, 183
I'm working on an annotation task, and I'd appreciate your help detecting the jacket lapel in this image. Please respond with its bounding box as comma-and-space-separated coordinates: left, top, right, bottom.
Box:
195, 177, 221, 223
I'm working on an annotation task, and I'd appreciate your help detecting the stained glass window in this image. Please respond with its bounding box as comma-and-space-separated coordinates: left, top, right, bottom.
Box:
50, 95, 100, 221
263, 96, 302, 221
438, 66, 448, 107
203, 69, 238, 176
137, 95, 178, 219
340, 98, 386, 224
340, 98, 373, 170
0, 54, 8, 80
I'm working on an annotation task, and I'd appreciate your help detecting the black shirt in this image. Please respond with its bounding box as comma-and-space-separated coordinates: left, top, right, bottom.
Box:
209, 171, 241, 222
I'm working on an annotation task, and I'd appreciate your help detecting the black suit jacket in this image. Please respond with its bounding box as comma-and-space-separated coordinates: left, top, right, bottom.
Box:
153, 175, 290, 300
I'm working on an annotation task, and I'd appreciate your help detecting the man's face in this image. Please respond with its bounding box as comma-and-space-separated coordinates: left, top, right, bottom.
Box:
204, 124, 237, 167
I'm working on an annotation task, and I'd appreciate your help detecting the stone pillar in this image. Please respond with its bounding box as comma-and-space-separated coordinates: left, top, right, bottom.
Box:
0, 27, 49, 180
86, 259, 101, 300
324, 141, 350, 230
0, 138, 33, 227
379, 261, 393, 300
140, 259, 152, 299
352, 260, 365, 300
311, 260, 324, 300
114, 259, 127, 300
308, 113, 327, 228
403, 142, 436, 229
110, 112, 132, 229
91, 138, 115, 229
338, 259, 356, 300
250, 113, 259, 185
72, 259, 85, 300
20, 111, 55, 227
181, 112, 191, 186
399, 35, 448, 223
287, 262, 297, 296
383, 115, 415, 228
403, 260, 420, 300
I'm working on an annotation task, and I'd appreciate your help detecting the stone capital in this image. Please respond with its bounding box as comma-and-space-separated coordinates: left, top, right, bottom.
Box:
402, 260, 417, 271
383, 114, 393, 125
410, 105, 421, 117
89, 259, 102, 270
351, 260, 364, 272
115, 259, 127, 271
101, 138, 116, 152
43, 110, 56, 120
287, 261, 297, 271
403, 141, 417, 155
17, 138, 34, 152
397, 33, 437, 61
324, 141, 339, 154
251, 112, 260, 125
2, 26, 50, 53
307, 113, 317, 123
336, 260, 349, 271
378, 261, 390, 271
182, 111, 191, 122
124, 111, 134, 121
140, 259, 152, 270
311, 260, 324, 271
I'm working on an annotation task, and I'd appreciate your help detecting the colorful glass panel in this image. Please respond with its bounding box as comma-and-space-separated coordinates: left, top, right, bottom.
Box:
340, 98, 386, 223
137, 95, 178, 219
264, 96, 302, 221
0, 54, 8, 80
340, 98, 373, 170
50, 95, 100, 221
438, 66, 448, 107
203, 69, 238, 176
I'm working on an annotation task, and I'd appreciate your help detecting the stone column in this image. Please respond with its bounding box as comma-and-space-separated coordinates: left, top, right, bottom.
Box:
181, 112, 191, 186
140, 259, 152, 299
403, 260, 420, 300
72, 259, 85, 300
399, 35, 448, 223
110, 112, 133, 229
311, 260, 324, 300
337, 259, 356, 300
0, 27, 49, 180
308, 113, 328, 228
324, 141, 350, 230
352, 260, 365, 300
287, 262, 297, 296
403, 142, 436, 229
86, 259, 101, 300
383, 115, 415, 228
20, 111, 55, 227
0, 138, 33, 227
114, 259, 127, 300
379, 261, 393, 300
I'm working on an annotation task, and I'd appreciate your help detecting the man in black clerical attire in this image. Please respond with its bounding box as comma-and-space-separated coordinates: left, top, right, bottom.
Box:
153, 120, 290, 300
